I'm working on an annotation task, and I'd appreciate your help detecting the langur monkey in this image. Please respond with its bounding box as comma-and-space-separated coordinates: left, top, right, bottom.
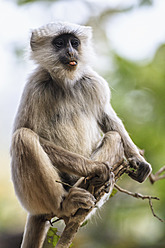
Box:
10, 22, 152, 248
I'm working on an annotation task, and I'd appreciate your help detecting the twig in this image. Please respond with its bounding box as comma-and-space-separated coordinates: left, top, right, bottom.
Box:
149, 166, 165, 184
55, 180, 73, 188
155, 165, 165, 176
148, 198, 164, 222
114, 184, 159, 200
114, 183, 164, 222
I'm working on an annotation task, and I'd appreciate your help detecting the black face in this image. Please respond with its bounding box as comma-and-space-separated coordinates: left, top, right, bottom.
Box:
52, 33, 80, 69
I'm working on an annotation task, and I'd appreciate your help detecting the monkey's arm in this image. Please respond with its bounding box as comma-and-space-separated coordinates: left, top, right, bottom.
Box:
40, 137, 110, 185
99, 104, 152, 183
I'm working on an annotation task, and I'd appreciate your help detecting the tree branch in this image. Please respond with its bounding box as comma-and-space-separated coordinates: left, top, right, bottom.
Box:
52, 154, 165, 247
114, 184, 159, 200
54, 158, 129, 248
149, 166, 165, 184
55, 171, 116, 248
114, 183, 164, 222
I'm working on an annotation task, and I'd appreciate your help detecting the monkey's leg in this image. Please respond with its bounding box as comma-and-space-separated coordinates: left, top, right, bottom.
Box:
11, 128, 96, 247
91, 131, 124, 165
11, 128, 64, 216
100, 110, 152, 182
87, 131, 124, 209
73, 131, 124, 217
40, 137, 110, 188
21, 214, 50, 248
11, 128, 65, 248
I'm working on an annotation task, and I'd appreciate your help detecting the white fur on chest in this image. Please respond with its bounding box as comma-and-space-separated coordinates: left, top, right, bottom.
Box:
53, 114, 101, 157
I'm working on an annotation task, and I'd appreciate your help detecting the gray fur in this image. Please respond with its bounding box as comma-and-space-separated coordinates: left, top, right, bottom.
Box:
10, 21, 152, 248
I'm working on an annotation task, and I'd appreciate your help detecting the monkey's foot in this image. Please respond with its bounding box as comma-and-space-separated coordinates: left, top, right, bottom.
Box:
128, 157, 152, 183
61, 187, 96, 217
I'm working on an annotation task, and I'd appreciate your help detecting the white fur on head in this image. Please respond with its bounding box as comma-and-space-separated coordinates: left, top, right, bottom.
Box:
31, 22, 92, 44
30, 22, 93, 87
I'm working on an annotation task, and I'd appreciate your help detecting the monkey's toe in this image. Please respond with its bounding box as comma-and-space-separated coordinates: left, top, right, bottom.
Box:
61, 187, 96, 217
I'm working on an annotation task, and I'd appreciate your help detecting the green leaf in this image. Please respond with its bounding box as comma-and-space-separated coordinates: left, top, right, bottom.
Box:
80, 220, 88, 227
46, 227, 74, 247
46, 227, 60, 247
110, 188, 118, 198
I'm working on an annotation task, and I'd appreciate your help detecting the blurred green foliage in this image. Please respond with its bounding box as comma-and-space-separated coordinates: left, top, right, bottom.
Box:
16, 0, 58, 5
110, 45, 165, 171
139, 0, 153, 6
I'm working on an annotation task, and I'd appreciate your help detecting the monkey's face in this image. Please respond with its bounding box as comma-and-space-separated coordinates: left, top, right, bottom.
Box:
30, 22, 93, 83
52, 34, 80, 71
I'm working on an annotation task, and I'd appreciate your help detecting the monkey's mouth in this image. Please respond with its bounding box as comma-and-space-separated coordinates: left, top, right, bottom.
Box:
68, 61, 77, 66
66, 60, 78, 70
60, 57, 78, 69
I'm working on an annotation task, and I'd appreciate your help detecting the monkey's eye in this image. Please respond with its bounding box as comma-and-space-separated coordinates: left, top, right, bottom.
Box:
71, 38, 80, 48
53, 38, 64, 49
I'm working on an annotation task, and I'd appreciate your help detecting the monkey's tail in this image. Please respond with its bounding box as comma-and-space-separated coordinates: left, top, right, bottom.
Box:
21, 214, 49, 248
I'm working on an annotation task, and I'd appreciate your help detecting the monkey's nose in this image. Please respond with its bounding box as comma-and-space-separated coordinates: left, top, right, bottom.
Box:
67, 47, 74, 57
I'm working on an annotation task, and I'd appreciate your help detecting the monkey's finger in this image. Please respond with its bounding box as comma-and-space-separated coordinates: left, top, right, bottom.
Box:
89, 176, 105, 187
68, 187, 96, 201
128, 158, 138, 169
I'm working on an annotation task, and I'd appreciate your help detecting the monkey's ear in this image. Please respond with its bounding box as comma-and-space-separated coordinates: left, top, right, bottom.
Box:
30, 28, 49, 51
30, 30, 43, 51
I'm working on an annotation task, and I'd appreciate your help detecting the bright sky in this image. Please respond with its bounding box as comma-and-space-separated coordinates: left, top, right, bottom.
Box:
107, 0, 165, 61
0, 0, 165, 153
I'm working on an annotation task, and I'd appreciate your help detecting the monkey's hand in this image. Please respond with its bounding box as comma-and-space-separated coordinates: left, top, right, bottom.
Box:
128, 155, 152, 183
60, 187, 96, 218
87, 161, 112, 187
